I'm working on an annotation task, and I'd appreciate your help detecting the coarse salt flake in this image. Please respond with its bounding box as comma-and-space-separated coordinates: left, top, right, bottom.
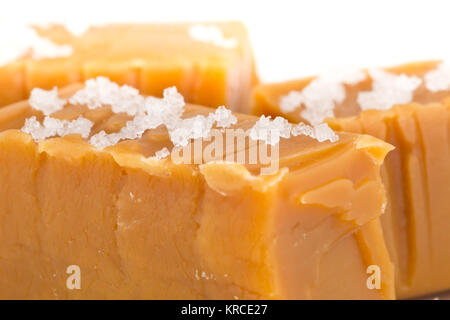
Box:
208, 106, 237, 128
280, 69, 366, 124
358, 69, 422, 111
188, 24, 237, 49
23, 75, 340, 154
144, 86, 185, 128
313, 123, 339, 142
29, 87, 67, 115
21, 116, 93, 142
69, 77, 145, 115
291, 122, 339, 143
424, 62, 450, 92
249, 115, 292, 146
291, 122, 315, 139
169, 115, 215, 147
167, 106, 235, 148
88, 86, 186, 149
0, 22, 73, 67
249, 115, 339, 145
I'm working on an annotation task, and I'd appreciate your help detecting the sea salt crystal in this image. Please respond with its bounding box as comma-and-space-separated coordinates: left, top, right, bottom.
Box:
31, 36, 73, 60
89, 131, 121, 149
22, 117, 51, 141
27, 78, 234, 149
208, 106, 237, 128
291, 122, 339, 143
24, 75, 340, 153
279, 91, 303, 114
167, 106, 235, 148
358, 69, 422, 111
22, 116, 93, 142
144, 86, 185, 128
69, 77, 145, 115
249, 115, 292, 146
89, 112, 159, 148
29, 87, 67, 115
424, 62, 450, 92
280, 69, 366, 124
155, 147, 170, 160
188, 24, 237, 49
313, 123, 339, 142
291, 122, 315, 139
169, 115, 215, 147
43, 116, 93, 138
89, 86, 186, 149
0, 22, 73, 67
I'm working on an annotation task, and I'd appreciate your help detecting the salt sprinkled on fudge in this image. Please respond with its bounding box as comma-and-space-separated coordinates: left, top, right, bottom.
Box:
87, 85, 237, 149
29, 87, 67, 115
249, 115, 339, 145
311, 123, 339, 143
291, 122, 315, 139
22, 79, 185, 148
424, 62, 450, 92
249, 115, 292, 146
280, 69, 366, 124
188, 24, 237, 49
69, 77, 145, 116
22, 116, 93, 142
291, 122, 339, 143
358, 69, 422, 111
168, 107, 237, 147
169, 115, 215, 147
22, 78, 338, 153
292, 122, 339, 142
89, 86, 188, 149
0, 22, 73, 67
144, 86, 185, 127
210, 106, 238, 128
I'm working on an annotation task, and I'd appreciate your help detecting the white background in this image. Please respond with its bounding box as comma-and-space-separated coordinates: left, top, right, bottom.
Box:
2, 0, 449, 82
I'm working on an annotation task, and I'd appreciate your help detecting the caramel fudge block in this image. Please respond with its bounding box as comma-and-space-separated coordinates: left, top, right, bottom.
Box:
0, 80, 394, 299
0, 22, 257, 112
251, 60, 450, 298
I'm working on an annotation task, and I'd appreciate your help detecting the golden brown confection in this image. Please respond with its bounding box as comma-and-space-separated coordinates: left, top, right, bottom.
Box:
0, 82, 394, 299
0, 22, 257, 112
251, 60, 450, 298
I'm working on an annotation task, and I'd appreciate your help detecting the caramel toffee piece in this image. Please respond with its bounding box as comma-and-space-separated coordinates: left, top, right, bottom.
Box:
0, 22, 257, 112
251, 60, 450, 298
0, 81, 394, 299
